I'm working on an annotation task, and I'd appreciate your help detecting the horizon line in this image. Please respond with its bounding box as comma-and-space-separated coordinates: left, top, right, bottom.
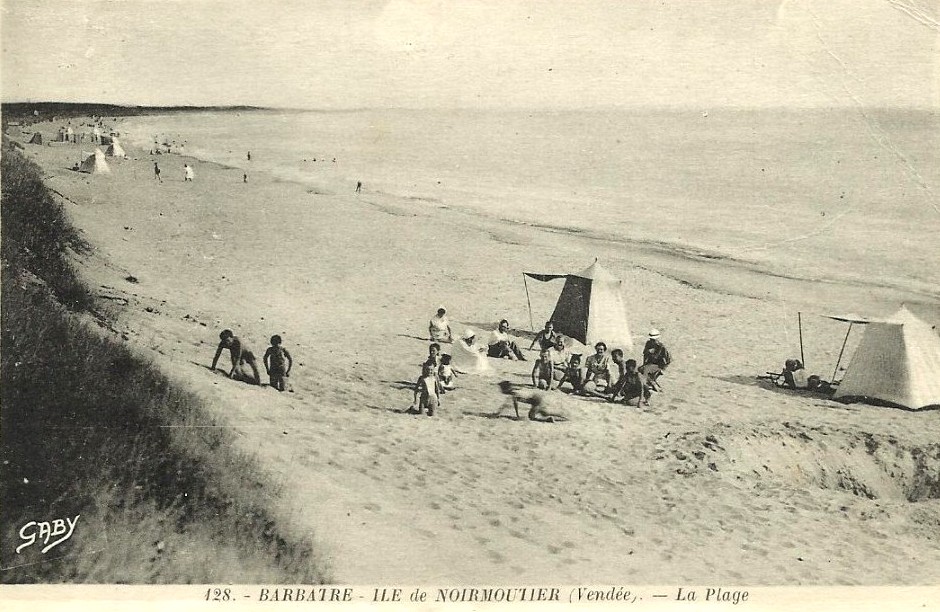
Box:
2, 100, 938, 114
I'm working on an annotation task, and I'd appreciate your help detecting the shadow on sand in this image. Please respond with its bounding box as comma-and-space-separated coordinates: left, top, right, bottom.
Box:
382, 379, 417, 391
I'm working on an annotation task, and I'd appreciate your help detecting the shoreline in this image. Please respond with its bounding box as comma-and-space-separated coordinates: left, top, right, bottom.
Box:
110, 109, 940, 309
9, 118, 940, 584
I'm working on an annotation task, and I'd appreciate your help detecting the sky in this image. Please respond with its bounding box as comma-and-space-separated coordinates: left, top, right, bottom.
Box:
1, 0, 938, 109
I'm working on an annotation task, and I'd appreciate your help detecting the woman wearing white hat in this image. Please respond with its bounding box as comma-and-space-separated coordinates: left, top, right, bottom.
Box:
449, 328, 492, 375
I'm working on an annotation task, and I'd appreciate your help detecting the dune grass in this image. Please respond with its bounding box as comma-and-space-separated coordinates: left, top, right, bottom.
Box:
0, 144, 331, 583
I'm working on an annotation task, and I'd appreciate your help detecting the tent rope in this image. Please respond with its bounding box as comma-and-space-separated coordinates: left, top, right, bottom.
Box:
798, 312, 805, 368
522, 273, 535, 332
831, 323, 853, 383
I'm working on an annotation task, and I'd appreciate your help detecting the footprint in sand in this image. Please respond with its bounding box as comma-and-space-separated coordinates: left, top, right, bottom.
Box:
487, 549, 505, 563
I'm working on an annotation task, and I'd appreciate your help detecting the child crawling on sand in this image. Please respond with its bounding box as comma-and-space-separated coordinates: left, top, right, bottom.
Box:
409, 363, 440, 416
497, 380, 567, 422
211, 329, 262, 385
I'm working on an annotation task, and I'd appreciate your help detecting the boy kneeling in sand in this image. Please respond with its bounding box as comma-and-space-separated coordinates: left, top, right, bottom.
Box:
497, 380, 567, 422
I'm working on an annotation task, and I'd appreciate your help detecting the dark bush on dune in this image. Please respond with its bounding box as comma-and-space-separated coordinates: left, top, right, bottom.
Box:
1, 149, 93, 310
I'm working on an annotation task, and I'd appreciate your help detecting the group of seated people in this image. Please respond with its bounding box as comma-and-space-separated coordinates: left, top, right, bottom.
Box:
430, 306, 525, 355
528, 321, 672, 407
411, 309, 673, 415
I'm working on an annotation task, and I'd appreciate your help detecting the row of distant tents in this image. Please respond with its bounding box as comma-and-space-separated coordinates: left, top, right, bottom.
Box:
525, 260, 940, 411
29, 132, 125, 174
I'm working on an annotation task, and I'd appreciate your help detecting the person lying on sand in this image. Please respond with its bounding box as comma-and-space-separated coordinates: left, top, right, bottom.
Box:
211, 329, 262, 385
487, 319, 527, 360
497, 380, 567, 422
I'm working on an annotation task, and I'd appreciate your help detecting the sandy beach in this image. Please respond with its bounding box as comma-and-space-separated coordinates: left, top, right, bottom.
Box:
14, 119, 940, 586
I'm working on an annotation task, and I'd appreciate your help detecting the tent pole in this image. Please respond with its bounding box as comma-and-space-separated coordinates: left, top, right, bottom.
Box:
798, 311, 805, 367
831, 323, 852, 383
522, 274, 535, 332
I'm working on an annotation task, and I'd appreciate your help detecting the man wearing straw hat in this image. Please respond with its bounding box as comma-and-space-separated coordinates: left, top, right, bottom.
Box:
641, 328, 671, 385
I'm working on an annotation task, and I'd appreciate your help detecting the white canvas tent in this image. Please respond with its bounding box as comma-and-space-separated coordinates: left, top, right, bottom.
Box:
831, 307, 940, 410
79, 149, 111, 174
105, 138, 125, 157
523, 260, 633, 349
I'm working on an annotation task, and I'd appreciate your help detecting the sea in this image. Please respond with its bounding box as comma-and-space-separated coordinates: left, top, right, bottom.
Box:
118, 108, 940, 298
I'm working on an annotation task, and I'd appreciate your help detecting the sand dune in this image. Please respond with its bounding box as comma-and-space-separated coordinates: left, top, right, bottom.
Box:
17, 121, 940, 585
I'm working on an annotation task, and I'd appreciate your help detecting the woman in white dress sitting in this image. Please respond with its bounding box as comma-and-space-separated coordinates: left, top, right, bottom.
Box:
449, 329, 492, 375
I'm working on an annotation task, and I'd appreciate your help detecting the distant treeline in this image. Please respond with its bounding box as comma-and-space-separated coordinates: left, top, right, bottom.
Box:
1, 102, 268, 127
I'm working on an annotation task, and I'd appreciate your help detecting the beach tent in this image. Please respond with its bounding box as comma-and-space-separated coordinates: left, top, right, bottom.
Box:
523, 259, 633, 349
831, 307, 940, 410
105, 138, 126, 157
79, 149, 111, 174
28, 133, 43, 145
